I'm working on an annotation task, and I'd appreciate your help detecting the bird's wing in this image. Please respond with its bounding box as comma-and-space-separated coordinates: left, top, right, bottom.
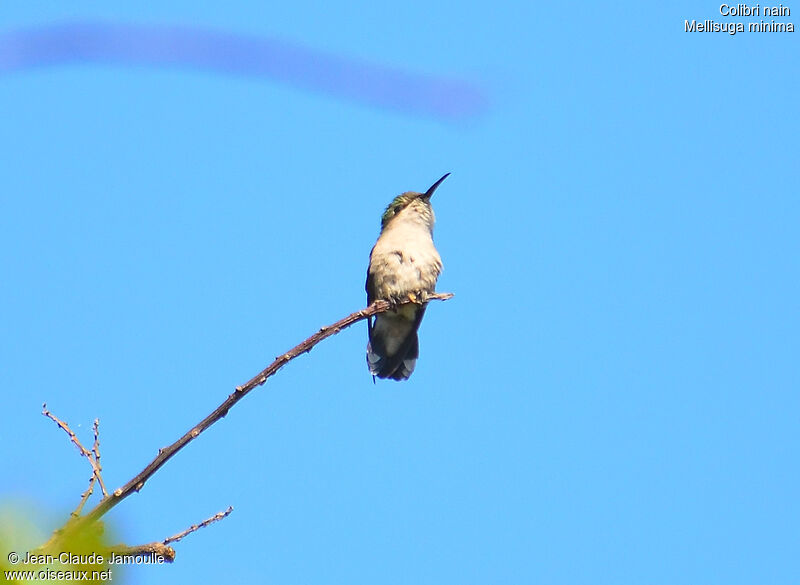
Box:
365, 245, 379, 332
365, 244, 379, 302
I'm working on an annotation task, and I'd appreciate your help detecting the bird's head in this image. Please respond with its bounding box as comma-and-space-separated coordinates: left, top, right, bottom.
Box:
380, 173, 449, 232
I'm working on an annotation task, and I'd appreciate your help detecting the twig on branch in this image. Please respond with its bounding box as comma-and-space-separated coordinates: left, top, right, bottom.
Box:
42, 404, 108, 499
70, 420, 106, 517
107, 507, 233, 564
163, 506, 233, 545
71, 474, 96, 519
92, 418, 108, 497
76, 293, 453, 529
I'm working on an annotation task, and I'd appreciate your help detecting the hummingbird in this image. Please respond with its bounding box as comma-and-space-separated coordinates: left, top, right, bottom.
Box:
365, 173, 449, 381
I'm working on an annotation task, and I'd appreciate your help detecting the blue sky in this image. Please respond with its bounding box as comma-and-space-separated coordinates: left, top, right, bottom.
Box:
1, 2, 798, 584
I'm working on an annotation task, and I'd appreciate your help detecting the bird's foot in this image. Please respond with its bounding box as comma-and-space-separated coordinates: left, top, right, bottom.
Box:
407, 291, 428, 304
386, 292, 426, 310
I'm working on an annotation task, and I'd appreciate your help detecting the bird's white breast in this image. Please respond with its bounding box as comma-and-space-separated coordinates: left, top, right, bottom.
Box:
369, 220, 442, 301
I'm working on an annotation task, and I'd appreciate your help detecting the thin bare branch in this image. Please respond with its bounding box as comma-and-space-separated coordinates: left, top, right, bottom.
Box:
71, 474, 96, 518
42, 404, 108, 497
76, 293, 453, 529
42, 403, 92, 457
163, 506, 233, 545
106, 506, 233, 564
92, 418, 108, 497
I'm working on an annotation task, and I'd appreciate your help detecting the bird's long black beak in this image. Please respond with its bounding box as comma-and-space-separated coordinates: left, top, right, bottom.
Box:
421, 173, 450, 200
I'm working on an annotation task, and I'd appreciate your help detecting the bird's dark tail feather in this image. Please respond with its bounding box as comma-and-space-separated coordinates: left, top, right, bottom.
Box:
367, 332, 418, 380
366, 310, 424, 381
